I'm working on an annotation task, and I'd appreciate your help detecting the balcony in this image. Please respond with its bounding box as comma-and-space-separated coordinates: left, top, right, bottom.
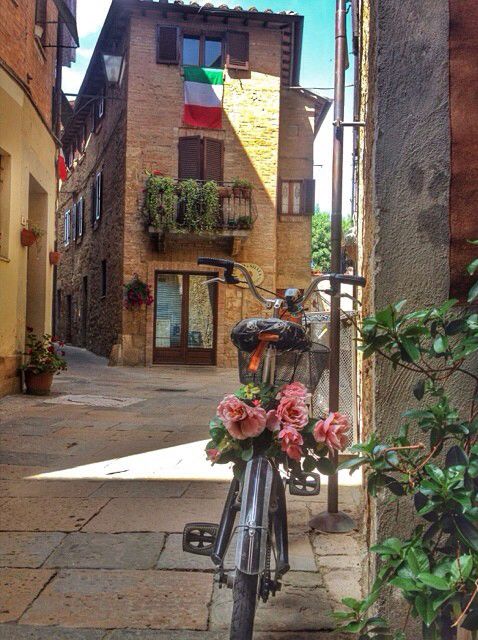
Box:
145, 176, 256, 255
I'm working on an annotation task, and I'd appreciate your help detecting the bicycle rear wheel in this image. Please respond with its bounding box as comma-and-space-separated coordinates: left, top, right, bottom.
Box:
230, 570, 258, 640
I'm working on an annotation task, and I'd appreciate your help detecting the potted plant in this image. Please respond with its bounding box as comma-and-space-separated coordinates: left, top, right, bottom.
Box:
201, 181, 220, 231
123, 274, 154, 309
237, 215, 253, 230
144, 172, 178, 229
218, 185, 232, 199
49, 251, 61, 265
232, 178, 253, 199
21, 225, 44, 247
21, 328, 67, 395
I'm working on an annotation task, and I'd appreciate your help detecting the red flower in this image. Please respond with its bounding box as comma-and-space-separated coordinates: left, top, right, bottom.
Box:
47, 346, 55, 353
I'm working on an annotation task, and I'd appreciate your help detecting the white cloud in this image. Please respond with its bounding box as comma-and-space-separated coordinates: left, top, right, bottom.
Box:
76, 0, 112, 38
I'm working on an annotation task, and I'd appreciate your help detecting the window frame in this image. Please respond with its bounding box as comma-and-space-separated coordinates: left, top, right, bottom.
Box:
156, 25, 180, 64
178, 136, 224, 182
71, 202, 77, 242
94, 172, 102, 223
77, 197, 84, 240
278, 179, 316, 216
181, 32, 224, 69
34, 0, 47, 47
64, 209, 71, 247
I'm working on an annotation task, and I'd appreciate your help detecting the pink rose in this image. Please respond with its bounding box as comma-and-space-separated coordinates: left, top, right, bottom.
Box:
279, 425, 304, 461
207, 448, 221, 463
313, 412, 350, 453
280, 382, 308, 400
217, 394, 266, 440
276, 396, 309, 430
266, 409, 280, 432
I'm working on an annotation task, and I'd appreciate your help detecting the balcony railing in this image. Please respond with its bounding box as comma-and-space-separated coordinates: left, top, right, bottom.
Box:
145, 177, 257, 238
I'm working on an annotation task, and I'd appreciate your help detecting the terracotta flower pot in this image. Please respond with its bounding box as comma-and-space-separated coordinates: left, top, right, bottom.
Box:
232, 187, 242, 198
21, 229, 37, 247
218, 186, 232, 198
49, 251, 61, 265
24, 370, 54, 396
241, 187, 252, 199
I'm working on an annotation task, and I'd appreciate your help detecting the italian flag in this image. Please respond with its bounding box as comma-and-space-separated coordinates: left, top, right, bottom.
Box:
183, 66, 223, 130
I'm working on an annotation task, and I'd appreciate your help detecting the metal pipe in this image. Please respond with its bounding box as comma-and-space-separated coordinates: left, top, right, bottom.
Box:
309, 0, 355, 534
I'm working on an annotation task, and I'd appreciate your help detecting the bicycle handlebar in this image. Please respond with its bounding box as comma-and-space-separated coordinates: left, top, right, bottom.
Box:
197, 257, 366, 309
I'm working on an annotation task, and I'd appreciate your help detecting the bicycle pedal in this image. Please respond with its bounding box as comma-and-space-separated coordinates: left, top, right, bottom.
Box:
288, 472, 321, 496
182, 522, 218, 556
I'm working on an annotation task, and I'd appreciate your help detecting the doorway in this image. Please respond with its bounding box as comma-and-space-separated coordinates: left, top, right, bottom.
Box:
153, 271, 217, 365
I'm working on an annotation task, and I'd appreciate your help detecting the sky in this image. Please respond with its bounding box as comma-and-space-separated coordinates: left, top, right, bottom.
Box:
63, 0, 355, 214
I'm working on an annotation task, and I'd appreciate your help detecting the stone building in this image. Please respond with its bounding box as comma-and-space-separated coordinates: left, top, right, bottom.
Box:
56, 0, 330, 367
356, 0, 478, 634
0, 0, 77, 395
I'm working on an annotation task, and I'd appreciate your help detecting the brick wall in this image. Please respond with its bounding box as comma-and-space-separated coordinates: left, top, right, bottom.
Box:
0, 0, 57, 124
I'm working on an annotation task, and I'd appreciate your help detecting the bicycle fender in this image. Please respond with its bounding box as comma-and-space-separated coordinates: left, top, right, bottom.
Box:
235, 457, 274, 575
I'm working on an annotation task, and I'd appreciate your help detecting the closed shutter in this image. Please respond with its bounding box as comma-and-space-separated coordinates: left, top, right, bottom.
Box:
203, 138, 224, 182
303, 179, 316, 215
96, 172, 103, 220
71, 203, 77, 241
178, 136, 202, 180
77, 197, 84, 237
226, 31, 249, 70
157, 26, 179, 64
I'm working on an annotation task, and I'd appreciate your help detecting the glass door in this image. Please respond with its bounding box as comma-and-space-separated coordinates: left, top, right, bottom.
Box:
153, 272, 217, 364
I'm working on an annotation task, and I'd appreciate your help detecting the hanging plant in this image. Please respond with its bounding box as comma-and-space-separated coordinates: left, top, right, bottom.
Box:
201, 180, 220, 231
123, 274, 153, 309
144, 172, 178, 228
178, 179, 202, 231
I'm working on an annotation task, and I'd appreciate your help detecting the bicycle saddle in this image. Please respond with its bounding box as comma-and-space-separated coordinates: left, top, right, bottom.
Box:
231, 318, 311, 353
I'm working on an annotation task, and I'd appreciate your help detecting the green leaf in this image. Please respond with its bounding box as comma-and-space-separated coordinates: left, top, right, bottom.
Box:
341, 596, 362, 611
413, 379, 426, 401
468, 258, 478, 275
316, 457, 335, 476
445, 445, 468, 468
400, 337, 420, 362
302, 456, 317, 473
417, 573, 450, 591
241, 445, 254, 461
469, 280, 478, 303
450, 555, 472, 583
453, 514, 478, 552
390, 577, 418, 591
433, 335, 448, 354
415, 594, 438, 626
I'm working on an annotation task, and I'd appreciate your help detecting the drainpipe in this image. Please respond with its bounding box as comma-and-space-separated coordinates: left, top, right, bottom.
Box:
309, 0, 355, 533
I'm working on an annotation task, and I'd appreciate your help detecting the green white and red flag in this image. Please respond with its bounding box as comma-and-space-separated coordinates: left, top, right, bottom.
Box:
183, 66, 223, 130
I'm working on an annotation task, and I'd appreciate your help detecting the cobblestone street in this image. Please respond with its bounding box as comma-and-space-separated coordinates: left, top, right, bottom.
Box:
0, 347, 364, 639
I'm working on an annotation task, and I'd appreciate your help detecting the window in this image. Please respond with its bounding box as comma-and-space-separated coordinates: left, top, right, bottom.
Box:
101, 259, 107, 297
279, 179, 315, 216
92, 172, 103, 224
77, 197, 84, 239
64, 210, 71, 246
157, 26, 180, 64
182, 34, 223, 68
71, 203, 77, 242
226, 31, 249, 70
96, 89, 105, 123
35, 0, 47, 46
178, 136, 223, 182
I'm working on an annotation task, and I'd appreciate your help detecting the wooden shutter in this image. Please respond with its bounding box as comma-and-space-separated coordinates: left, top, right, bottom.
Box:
91, 181, 96, 225
226, 31, 249, 70
77, 197, 83, 237
96, 172, 103, 220
71, 203, 77, 241
157, 26, 179, 64
203, 138, 224, 182
178, 137, 202, 180
303, 179, 316, 215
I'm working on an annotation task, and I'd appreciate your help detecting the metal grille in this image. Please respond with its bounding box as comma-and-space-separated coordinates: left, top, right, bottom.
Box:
238, 343, 329, 392
308, 312, 358, 448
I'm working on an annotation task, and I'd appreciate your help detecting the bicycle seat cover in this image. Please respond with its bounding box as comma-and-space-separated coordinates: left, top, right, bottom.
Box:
231, 318, 310, 353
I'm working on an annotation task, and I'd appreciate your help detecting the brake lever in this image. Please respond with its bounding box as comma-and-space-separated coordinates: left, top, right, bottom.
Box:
202, 277, 225, 286
340, 292, 362, 306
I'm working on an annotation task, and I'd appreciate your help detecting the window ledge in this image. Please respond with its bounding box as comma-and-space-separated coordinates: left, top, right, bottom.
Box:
0, 255, 10, 263
34, 36, 47, 62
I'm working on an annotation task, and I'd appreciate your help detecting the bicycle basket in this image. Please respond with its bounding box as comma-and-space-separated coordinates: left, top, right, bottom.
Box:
238, 343, 329, 391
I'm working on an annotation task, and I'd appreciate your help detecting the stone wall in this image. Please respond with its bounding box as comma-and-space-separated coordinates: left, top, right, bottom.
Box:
56, 64, 128, 357
358, 0, 478, 636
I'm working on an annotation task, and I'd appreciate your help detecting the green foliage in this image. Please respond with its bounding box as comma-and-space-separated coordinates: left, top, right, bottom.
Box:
311, 211, 352, 272
201, 181, 220, 230
336, 252, 478, 639
21, 329, 67, 374
144, 173, 177, 228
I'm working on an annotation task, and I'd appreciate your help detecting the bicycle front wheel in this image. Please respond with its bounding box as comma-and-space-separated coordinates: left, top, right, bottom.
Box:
230, 570, 259, 640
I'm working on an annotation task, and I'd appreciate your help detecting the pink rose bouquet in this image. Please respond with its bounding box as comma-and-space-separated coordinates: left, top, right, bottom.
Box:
313, 412, 350, 453
217, 394, 267, 440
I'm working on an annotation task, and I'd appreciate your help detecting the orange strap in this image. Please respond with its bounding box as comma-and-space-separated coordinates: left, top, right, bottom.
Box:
247, 332, 279, 373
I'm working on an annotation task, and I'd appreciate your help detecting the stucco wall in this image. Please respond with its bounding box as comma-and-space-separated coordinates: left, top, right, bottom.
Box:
0, 68, 56, 395
360, 0, 451, 634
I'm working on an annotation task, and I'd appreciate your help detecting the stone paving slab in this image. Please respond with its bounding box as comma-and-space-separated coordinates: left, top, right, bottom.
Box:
21, 569, 213, 630
0, 465, 48, 480
0, 625, 107, 639
83, 497, 224, 533
1, 498, 109, 532
210, 571, 333, 632
0, 568, 55, 622
105, 633, 348, 640
183, 481, 230, 500
313, 531, 362, 557
0, 480, 103, 498
0, 532, 65, 568
44, 532, 165, 569
288, 534, 318, 572
0, 452, 65, 467
90, 480, 189, 499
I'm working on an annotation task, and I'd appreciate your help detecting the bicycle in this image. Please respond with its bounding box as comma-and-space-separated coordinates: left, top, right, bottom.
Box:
183, 257, 366, 640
